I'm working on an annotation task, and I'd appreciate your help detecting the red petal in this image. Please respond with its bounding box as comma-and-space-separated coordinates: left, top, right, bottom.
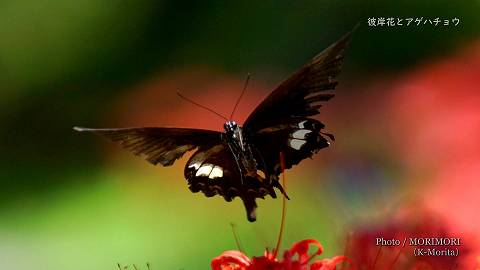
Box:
287, 239, 324, 263
251, 256, 283, 270
310, 256, 354, 270
211, 250, 251, 270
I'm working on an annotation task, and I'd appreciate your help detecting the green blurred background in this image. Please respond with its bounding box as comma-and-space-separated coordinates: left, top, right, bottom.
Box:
1, 1, 480, 269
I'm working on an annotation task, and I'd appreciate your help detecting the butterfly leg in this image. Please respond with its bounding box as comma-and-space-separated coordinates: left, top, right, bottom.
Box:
272, 178, 290, 200
252, 147, 278, 198
227, 143, 245, 185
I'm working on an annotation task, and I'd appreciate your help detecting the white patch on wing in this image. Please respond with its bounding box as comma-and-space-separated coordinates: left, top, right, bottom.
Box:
292, 129, 312, 139
288, 138, 306, 150
298, 120, 308, 129
209, 166, 224, 179
196, 164, 213, 177
188, 162, 201, 170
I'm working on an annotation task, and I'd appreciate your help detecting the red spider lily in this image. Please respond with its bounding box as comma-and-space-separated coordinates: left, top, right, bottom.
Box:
321, 40, 480, 269
378, 41, 480, 268
211, 238, 353, 270
387, 42, 480, 266
344, 207, 471, 270
211, 153, 354, 270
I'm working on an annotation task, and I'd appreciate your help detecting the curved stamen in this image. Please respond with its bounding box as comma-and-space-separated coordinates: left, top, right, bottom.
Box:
230, 222, 245, 254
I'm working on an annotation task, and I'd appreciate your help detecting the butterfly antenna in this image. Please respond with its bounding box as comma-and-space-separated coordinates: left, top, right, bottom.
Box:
230, 222, 245, 254
176, 91, 228, 121
229, 73, 251, 120
273, 152, 287, 258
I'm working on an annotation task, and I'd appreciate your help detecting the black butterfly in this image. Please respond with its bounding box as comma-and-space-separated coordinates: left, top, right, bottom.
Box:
74, 30, 352, 222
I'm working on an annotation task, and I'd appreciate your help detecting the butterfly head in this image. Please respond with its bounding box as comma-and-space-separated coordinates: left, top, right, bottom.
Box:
224, 121, 239, 134
224, 120, 246, 151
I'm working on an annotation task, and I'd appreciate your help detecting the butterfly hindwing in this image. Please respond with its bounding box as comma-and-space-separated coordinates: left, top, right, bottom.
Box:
185, 143, 275, 221
73, 127, 222, 166
253, 118, 331, 176
185, 144, 239, 198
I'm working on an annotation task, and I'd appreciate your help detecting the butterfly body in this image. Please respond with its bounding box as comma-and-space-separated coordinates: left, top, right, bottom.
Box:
74, 29, 353, 221
222, 121, 258, 178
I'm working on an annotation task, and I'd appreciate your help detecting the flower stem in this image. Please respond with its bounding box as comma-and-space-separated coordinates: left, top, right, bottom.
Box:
273, 152, 287, 258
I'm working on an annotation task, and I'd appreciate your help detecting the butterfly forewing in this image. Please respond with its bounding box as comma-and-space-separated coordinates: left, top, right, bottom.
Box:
244, 30, 352, 130
244, 30, 352, 180
74, 127, 222, 166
